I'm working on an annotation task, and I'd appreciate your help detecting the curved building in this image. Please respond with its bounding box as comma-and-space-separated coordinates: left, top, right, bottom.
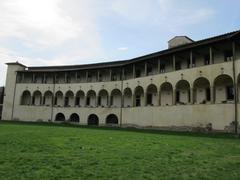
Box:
2, 30, 240, 132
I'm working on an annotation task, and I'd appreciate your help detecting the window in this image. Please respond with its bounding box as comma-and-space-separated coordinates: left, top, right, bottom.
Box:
224, 50, 233, 62
206, 88, 211, 101
136, 70, 141, 78
175, 61, 181, 70
204, 54, 210, 65
226, 86, 234, 100
160, 63, 165, 73
86, 97, 90, 106
64, 97, 69, 107
147, 94, 152, 105
98, 96, 101, 106
75, 97, 80, 106
136, 95, 141, 107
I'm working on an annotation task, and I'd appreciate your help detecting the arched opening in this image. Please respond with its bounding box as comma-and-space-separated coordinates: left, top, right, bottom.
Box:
21, 90, 31, 105
160, 82, 173, 106
134, 86, 144, 107
106, 114, 118, 125
75, 90, 85, 107
123, 88, 132, 107
86, 90, 96, 107
55, 113, 65, 122
214, 74, 234, 103
70, 113, 80, 123
43, 91, 53, 106
88, 114, 99, 125
98, 89, 109, 107
146, 84, 158, 106
176, 80, 190, 105
55, 91, 64, 107
193, 77, 211, 104
32, 91, 42, 106
110, 89, 122, 107
65, 91, 74, 107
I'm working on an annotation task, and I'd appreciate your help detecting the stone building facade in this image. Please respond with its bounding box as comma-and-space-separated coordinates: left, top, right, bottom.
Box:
0, 87, 4, 120
2, 30, 240, 132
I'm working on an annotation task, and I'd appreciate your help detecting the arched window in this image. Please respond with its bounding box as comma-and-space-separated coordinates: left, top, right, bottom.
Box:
86, 90, 96, 107
146, 84, 158, 106
106, 114, 118, 125
21, 90, 31, 105
193, 77, 210, 104
32, 91, 42, 106
110, 89, 122, 107
65, 91, 74, 107
98, 89, 109, 107
123, 88, 132, 107
88, 114, 99, 125
134, 86, 144, 107
70, 113, 80, 123
214, 74, 234, 103
75, 90, 85, 107
43, 91, 53, 106
175, 80, 190, 104
160, 82, 173, 106
55, 91, 64, 107
55, 113, 65, 122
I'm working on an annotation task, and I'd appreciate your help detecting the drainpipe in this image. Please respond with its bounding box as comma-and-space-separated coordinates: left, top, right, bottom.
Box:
232, 41, 238, 135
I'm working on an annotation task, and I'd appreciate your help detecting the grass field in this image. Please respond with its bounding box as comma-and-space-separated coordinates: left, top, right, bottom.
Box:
0, 122, 240, 179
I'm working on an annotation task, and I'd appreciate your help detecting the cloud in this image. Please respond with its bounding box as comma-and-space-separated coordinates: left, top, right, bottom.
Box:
117, 47, 128, 51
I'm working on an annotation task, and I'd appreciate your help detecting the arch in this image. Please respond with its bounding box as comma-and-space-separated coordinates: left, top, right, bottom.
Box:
106, 114, 118, 125
86, 90, 96, 107
123, 88, 132, 107
43, 91, 53, 106
55, 91, 64, 106
75, 90, 85, 107
65, 90, 74, 107
175, 80, 190, 104
110, 89, 122, 107
88, 114, 99, 125
214, 74, 234, 103
70, 113, 80, 123
146, 84, 158, 106
160, 82, 173, 106
134, 86, 144, 107
55, 113, 65, 122
98, 89, 109, 107
21, 90, 31, 105
193, 77, 211, 104
32, 90, 42, 106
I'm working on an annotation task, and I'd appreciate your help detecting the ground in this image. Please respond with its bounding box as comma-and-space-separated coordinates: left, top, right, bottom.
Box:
0, 122, 240, 179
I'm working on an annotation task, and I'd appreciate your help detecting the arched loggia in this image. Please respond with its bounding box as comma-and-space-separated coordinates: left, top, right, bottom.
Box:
123, 88, 132, 107
175, 80, 190, 105
193, 77, 211, 104
160, 82, 173, 106
146, 84, 158, 106
21, 90, 31, 105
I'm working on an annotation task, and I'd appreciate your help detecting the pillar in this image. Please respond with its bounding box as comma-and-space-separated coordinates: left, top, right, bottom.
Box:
209, 46, 213, 64
133, 64, 135, 78
190, 88, 194, 104
173, 55, 176, 71
145, 62, 148, 76
158, 59, 161, 73
210, 86, 214, 104
172, 89, 176, 105
190, 51, 193, 68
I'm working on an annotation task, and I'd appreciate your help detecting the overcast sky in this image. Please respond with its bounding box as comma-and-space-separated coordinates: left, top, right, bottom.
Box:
0, 0, 240, 86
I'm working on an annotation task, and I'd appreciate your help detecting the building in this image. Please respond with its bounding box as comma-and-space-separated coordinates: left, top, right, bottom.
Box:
2, 30, 240, 132
0, 87, 4, 120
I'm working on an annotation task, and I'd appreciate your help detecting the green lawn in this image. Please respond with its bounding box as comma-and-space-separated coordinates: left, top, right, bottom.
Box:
0, 122, 240, 179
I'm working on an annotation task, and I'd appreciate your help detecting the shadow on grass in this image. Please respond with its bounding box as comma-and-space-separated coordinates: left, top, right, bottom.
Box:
0, 120, 238, 139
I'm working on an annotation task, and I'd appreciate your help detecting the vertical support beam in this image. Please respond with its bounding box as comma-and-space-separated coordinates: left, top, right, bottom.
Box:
64, 72, 67, 83
97, 70, 100, 82
172, 89, 176, 105
232, 41, 238, 135
173, 55, 176, 71
109, 69, 112, 81
190, 88, 194, 104
145, 61, 148, 76
158, 59, 161, 73
43, 73, 46, 84
133, 64, 135, 78
32, 73, 35, 83
209, 46, 213, 64
122, 67, 125, 80
210, 86, 214, 104
190, 51, 193, 68
86, 71, 88, 82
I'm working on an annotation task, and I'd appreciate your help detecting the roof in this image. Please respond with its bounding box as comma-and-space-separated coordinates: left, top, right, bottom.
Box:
17, 29, 240, 72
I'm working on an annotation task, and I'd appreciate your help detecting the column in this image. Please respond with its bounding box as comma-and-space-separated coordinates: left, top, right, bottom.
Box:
172, 89, 176, 105
97, 70, 100, 82
133, 64, 135, 78
209, 46, 213, 64
86, 71, 88, 82
210, 86, 214, 104
190, 88, 194, 104
109, 69, 112, 81
122, 68, 125, 80
173, 55, 176, 71
190, 51, 193, 68
158, 59, 161, 73
145, 62, 148, 76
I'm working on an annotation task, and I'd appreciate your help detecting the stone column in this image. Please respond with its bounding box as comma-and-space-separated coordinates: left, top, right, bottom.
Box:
172, 89, 176, 105
190, 51, 193, 68
133, 64, 135, 78
145, 62, 148, 76
209, 46, 213, 64
173, 55, 176, 71
190, 88, 194, 104
210, 86, 214, 104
